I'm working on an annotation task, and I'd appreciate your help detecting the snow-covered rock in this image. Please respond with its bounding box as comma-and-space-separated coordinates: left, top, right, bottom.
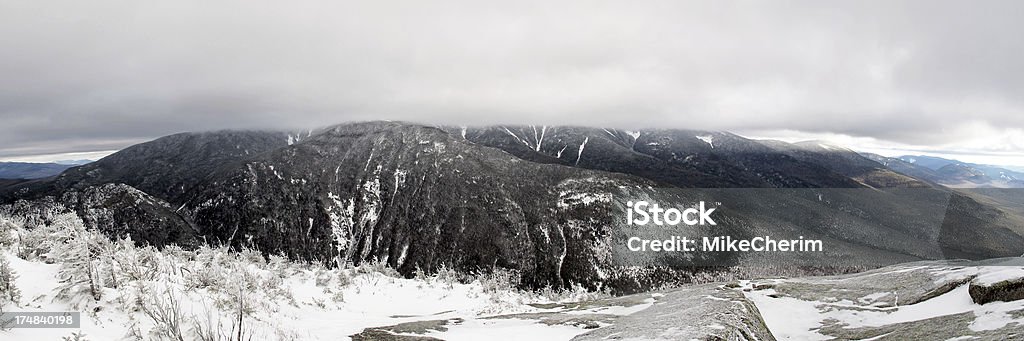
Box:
970, 267, 1024, 304
743, 258, 1024, 340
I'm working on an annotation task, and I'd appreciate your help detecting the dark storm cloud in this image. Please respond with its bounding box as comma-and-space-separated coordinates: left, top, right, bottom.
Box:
1, 0, 1023, 158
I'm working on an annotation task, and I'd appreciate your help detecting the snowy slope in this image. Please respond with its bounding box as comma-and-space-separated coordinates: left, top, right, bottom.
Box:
2, 250, 629, 340
742, 260, 1024, 340
0, 212, 630, 340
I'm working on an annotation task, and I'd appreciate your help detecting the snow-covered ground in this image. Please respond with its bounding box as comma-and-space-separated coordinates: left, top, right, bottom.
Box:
742, 263, 1024, 340
0, 212, 633, 340
7, 212, 1024, 340
1, 250, 630, 340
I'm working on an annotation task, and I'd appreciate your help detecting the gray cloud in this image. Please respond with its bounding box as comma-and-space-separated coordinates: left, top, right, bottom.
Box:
1, 0, 1023, 158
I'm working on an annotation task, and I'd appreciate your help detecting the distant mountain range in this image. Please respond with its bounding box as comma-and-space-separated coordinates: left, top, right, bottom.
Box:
863, 154, 1024, 188
0, 159, 92, 179
1, 122, 1022, 292
53, 159, 95, 165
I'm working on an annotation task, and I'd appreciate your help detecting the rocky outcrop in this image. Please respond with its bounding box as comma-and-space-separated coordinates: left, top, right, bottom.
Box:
970, 278, 1024, 304
351, 285, 774, 341
969, 267, 1024, 304
572, 285, 774, 341
345, 259, 1024, 340
745, 258, 1024, 340
765, 260, 981, 308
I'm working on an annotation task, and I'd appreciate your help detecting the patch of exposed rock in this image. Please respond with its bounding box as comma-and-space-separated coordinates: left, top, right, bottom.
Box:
352, 284, 774, 341
762, 260, 982, 308
746, 258, 1024, 340
970, 266, 1024, 304
572, 284, 774, 341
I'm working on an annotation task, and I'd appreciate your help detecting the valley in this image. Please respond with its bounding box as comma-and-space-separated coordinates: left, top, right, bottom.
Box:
1, 121, 1023, 340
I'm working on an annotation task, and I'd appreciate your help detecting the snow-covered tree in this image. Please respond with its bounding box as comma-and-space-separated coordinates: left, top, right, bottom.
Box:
0, 214, 22, 311
0, 215, 17, 248
0, 255, 20, 311
50, 213, 108, 308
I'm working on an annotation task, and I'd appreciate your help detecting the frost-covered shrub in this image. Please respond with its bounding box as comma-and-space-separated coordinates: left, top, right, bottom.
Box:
213, 263, 262, 315
336, 270, 352, 288
108, 237, 159, 283
432, 263, 466, 289
479, 268, 520, 295
267, 254, 292, 279
185, 263, 224, 290
355, 258, 401, 278
0, 215, 20, 248
191, 297, 255, 341
194, 245, 232, 267
0, 213, 21, 310
318, 270, 350, 303
51, 214, 108, 308
14, 212, 80, 261
16, 225, 50, 261
313, 267, 332, 287
61, 331, 89, 341
184, 246, 232, 290
237, 247, 267, 268
160, 244, 189, 261
257, 267, 292, 304
139, 284, 186, 341
413, 266, 428, 281
5, 201, 68, 230
0, 255, 21, 309
537, 282, 610, 303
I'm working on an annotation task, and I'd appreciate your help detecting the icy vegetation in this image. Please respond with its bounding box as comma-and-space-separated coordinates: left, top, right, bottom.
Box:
0, 210, 610, 340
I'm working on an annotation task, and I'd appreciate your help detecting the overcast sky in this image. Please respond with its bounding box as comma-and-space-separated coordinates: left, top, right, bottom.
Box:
2, 1, 1023, 165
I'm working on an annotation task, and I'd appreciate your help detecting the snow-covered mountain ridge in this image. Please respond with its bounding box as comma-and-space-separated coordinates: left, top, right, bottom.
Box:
1, 122, 1023, 294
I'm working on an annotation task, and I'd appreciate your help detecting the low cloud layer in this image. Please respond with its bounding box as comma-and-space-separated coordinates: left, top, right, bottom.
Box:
2, 1, 1023, 160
